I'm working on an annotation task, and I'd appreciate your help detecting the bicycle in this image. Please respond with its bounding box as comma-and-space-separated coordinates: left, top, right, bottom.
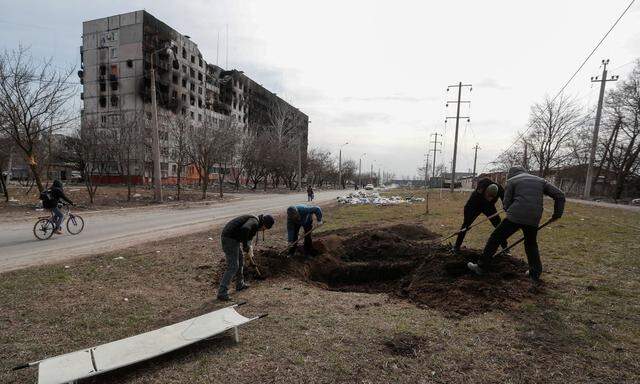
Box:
33, 203, 85, 240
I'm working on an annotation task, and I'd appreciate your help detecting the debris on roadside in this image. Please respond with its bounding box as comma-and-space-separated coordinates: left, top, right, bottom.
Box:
336, 191, 425, 206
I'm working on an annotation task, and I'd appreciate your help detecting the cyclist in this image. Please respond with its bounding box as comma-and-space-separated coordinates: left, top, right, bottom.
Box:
43, 180, 75, 235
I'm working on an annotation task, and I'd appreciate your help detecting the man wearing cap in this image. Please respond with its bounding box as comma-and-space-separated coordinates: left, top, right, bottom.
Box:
453, 178, 507, 253
286, 204, 323, 258
217, 214, 275, 301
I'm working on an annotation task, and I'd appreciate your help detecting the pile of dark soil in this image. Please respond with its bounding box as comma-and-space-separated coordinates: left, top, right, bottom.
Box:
243, 224, 541, 316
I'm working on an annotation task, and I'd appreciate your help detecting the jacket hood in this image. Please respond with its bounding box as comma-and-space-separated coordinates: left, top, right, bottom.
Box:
52, 180, 63, 189
507, 166, 527, 180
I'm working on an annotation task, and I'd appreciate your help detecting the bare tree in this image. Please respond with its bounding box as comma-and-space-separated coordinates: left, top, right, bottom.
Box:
188, 114, 240, 199
61, 120, 110, 204
525, 95, 584, 177
213, 116, 241, 198
107, 113, 142, 201
165, 111, 191, 200
0, 46, 77, 192
608, 61, 640, 199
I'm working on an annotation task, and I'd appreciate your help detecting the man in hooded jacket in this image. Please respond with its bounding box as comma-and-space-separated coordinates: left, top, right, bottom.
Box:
467, 166, 565, 281
453, 178, 507, 253
217, 214, 275, 301
44, 180, 75, 234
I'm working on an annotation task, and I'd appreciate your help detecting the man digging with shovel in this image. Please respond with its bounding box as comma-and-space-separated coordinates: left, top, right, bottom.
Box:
217, 214, 275, 301
467, 166, 565, 282
452, 178, 508, 254
286, 205, 323, 259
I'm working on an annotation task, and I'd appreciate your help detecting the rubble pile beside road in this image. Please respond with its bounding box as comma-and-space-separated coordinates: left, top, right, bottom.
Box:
336, 191, 425, 206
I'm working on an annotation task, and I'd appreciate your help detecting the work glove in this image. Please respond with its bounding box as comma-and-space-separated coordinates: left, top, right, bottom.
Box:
317, 220, 324, 226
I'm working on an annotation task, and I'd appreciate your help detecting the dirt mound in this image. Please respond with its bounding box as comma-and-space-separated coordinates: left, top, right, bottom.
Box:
245, 224, 540, 316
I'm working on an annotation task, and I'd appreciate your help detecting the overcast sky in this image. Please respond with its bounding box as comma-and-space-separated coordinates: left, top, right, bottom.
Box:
1, 0, 639, 178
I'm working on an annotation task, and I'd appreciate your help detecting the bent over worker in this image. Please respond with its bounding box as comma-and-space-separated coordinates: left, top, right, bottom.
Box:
217, 214, 275, 301
453, 178, 507, 253
468, 166, 565, 282
287, 205, 323, 258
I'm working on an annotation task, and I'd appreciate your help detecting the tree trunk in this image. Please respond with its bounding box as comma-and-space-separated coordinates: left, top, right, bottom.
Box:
201, 173, 208, 200
218, 163, 224, 198
176, 166, 182, 201
0, 173, 8, 202
29, 162, 44, 193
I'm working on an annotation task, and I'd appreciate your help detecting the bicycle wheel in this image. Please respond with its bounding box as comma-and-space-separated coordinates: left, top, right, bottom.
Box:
67, 214, 85, 235
33, 218, 55, 240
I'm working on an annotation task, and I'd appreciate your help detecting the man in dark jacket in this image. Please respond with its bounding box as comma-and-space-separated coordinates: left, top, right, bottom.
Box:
467, 166, 565, 281
287, 204, 323, 258
45, 180, 74, 234
453, 178, 507, 253
217, 214, 275, 301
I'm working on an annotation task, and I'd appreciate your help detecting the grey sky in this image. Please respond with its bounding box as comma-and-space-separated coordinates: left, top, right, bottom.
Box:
1, 0, 639, 177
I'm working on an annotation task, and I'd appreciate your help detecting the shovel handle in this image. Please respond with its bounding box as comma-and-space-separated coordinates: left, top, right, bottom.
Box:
493, 218, 554, 257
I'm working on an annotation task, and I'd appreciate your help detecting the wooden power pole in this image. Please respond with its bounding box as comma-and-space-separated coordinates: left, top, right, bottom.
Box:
584, 59, 618, 199
446, 82, 472, 191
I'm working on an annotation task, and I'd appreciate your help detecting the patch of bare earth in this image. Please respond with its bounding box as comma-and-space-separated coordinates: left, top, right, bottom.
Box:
246, 223, 539, 317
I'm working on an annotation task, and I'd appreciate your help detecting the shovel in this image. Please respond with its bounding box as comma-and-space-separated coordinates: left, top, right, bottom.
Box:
279, 223, 321, 257
430, 210, 504, 245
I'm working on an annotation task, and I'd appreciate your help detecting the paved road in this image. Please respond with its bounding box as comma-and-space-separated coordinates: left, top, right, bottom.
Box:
0, 190, 344, 273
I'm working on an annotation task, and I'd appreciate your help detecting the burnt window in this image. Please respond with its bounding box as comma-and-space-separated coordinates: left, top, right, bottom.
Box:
100, 82, 106, 92
182, 79, 187, 87
198, 87, 202, 95
198, 113, 202, 122
110, 81, 118, 91
99, 65, 106, 76
146, 112, 152, 120
190, 111, 194, 120
181, 108, 186, 115
190, 68, 195, 77
190, 55, 195, 63
99, 96, 106, 108
198, 99, 203, 108
172, 74, 178, 84
101, 115, 107, 123
172, 90, 177, 99
181, 94, 186, 102
190, 83, 195, 91
198, 72, 203, 81
127, 59, 133, 68
198, 58, 202, 67
190, 96, 195, 106
182, 48, 186, 59
110, 95, 118, 107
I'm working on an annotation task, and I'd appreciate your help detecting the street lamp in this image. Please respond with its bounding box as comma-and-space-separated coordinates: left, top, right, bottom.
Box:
149, 43, 176, 203
338, 142, 348, 189
358, 152, 366, 189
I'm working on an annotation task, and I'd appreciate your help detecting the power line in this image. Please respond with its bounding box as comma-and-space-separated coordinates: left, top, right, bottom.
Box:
489, 0, 636, 169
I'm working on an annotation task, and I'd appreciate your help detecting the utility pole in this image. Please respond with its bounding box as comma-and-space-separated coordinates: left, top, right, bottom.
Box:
472, 143, 480, 177
429, 133, 442, 188
585, 59, 618, 199
150, 51, 163, 203
523, 140, 529, 170
446, 82, 472, 192
424, 153, 430, 189
338, 142, 348, 189
358, 153, 366, 188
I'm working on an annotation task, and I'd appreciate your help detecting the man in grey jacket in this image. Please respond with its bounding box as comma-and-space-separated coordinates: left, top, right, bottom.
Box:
467, 166, 565, 281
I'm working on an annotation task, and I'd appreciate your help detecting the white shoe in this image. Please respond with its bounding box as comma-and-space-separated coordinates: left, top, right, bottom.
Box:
467, 262, 484, 275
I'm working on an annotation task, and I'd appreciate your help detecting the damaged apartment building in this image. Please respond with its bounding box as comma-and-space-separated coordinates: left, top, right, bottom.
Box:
79, 10, 308, 184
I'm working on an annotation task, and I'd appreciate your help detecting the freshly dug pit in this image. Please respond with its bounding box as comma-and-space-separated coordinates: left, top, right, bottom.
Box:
237, 224, 541, 315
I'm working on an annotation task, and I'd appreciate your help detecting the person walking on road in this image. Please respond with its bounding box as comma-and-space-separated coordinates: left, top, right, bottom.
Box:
307, 185, 314, 202
453, 178, 507, 253
287, 204, 323, 258
467, 166, 565, 282
217, 214, 275, 301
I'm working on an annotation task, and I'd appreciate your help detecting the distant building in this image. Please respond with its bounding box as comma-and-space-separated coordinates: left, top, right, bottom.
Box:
79, 10, 308, 184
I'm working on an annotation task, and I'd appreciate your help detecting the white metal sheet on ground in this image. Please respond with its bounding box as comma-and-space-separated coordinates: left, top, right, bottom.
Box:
37, 306, 255, 384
